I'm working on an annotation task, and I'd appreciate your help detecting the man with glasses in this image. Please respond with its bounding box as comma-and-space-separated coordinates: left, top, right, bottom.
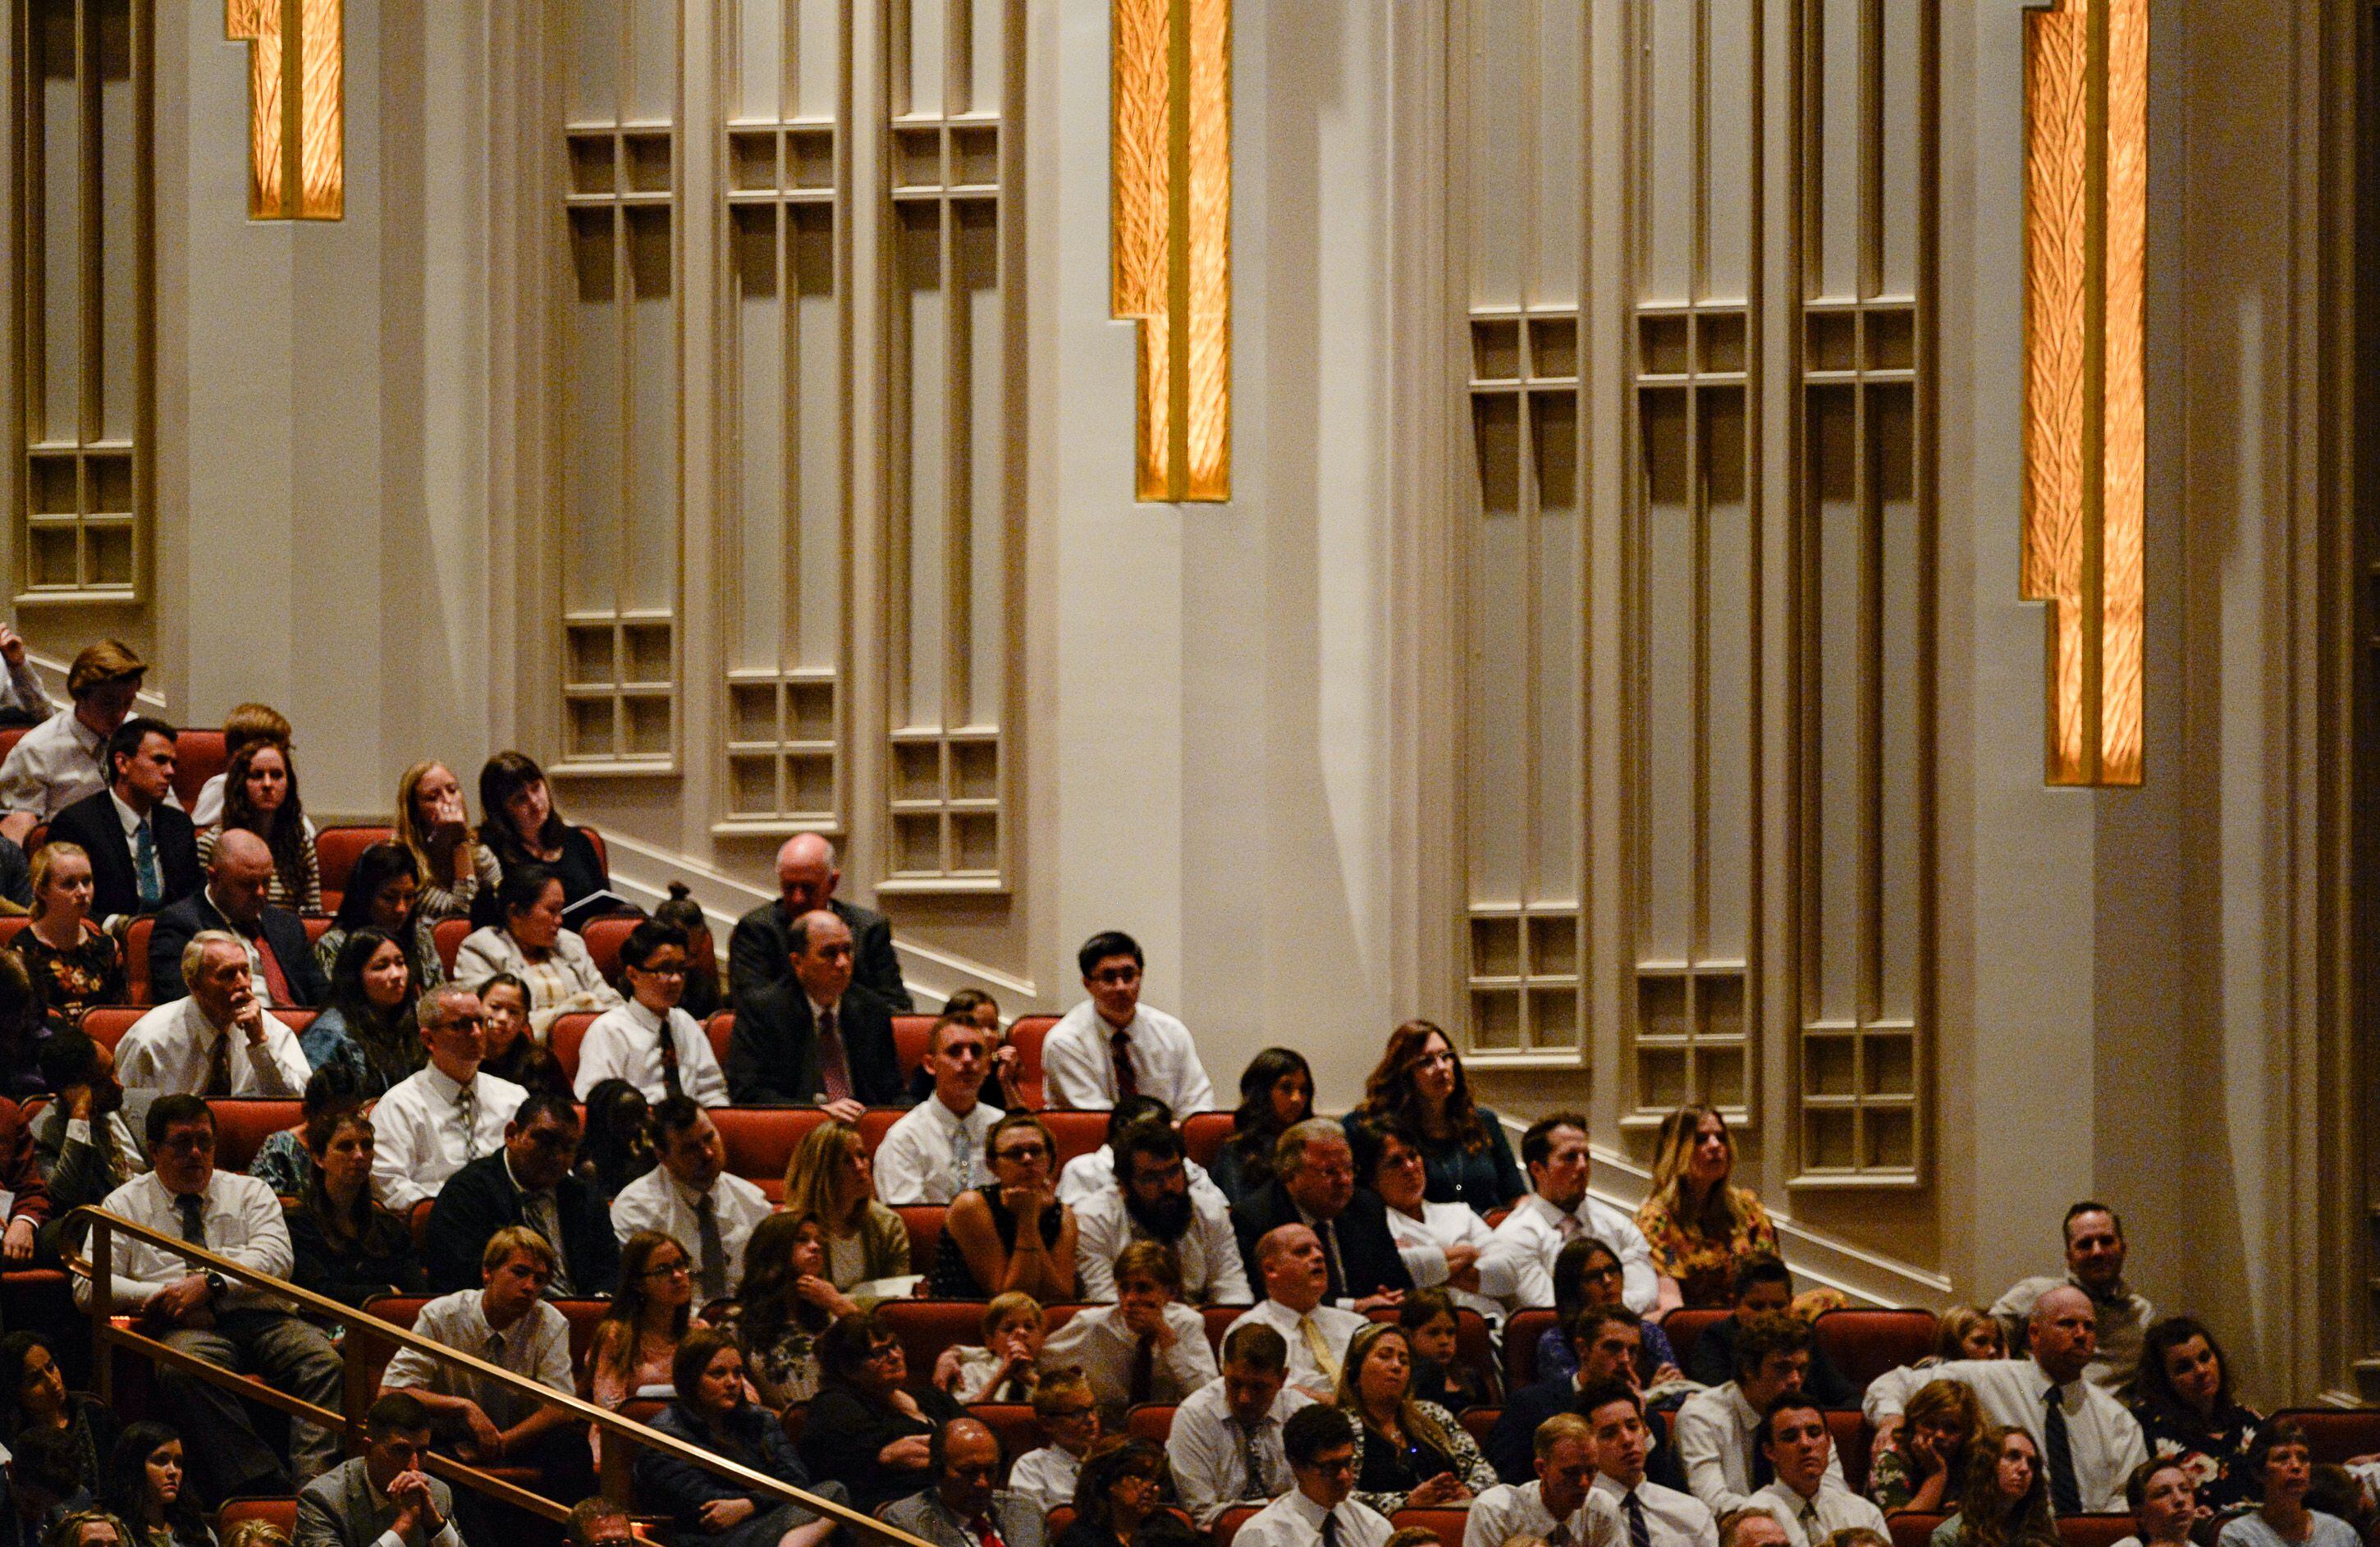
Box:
422, 1091, 620, 1294
370, 986, 526, 1209
1009, 1368, 1102, 1514
74, 1094, 344, 1501
1043, 931, 1215, 1112
1073, 1114, 1250, 1304
1234, 1407, 1394, 1547
562, 1499, 635, 1547
1231, 1119, 1414, 1307
880, 1417, 1049, 1547
574, 918, 729, 1106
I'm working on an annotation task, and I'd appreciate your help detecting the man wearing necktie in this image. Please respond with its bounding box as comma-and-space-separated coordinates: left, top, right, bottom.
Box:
1232, 1120, 1416, 1308
1745, 1398, 1890, 1547
572, 920, 731, 1107
1234, 1407, 1394, 1547
879, 1418, 1050, 1547
1465, 1414, 1618, 1547
1582, 1384, 1719, 1547
1165, 1322, 1316, 1526
608, 1097, 771, 1300
724, 908, 902, 1111
1229, 1224, 1366, 1401
114, 931, 310, 1096
1037, 1240, 1220, 1426
38, 714, 200, 926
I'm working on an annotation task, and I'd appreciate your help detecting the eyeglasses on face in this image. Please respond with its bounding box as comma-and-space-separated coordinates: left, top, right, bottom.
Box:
995, 1143, 1050, 1164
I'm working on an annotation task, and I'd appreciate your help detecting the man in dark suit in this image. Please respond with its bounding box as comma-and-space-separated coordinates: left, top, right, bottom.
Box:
147, 826, 328, 1008
1231, 1118, 1414, 1304
726, 833, 910, 1009
41, 716, 199, 925
30, 1027, 152, 1257
1487, 1307, 1684, 1486
1683, 1255, 1857, 1406
421, 1092, 619, 1296
726, 907, 906, 1110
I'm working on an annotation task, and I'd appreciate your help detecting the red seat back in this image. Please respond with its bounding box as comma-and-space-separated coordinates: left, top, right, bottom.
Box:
704, 1010, 734, 1065
898, 1204, 947, 1268
1889, 1516, 1945, 1547
894, 1014, 940, 1079
210, 1100, 304, 1173
1659, 1308, 1731, 1373
1007, 1015, 1056, 1109
1368, 1302, 1499, 1403
1214, 1506, 1263, 1547
215, 1499, 299, 1537
968, 1402, 1042, 1480
879, 1301, 1009, 1385
1505, 1307, 1559, 1391
314, 826, 396, 911
2272, 1407, 2380, 1466
1043, 1110, 1110, 1169
579, 915, 639, 984
170, 731, 226, 812
712, 1108, 831, 1196
1461, 1407, 1500, 1449
547, 1012, 601, 1082
858, 1107, 904, 1157
432, 918, 470, 977
0, 728, 26, 767
577, 826, 608, 876
1201, 1304, 1247, 1357
1827, 1408, 1873, 1494
1814, 1308, 1939, 1391
125, 917, 155, 1005
1389, 1509, 1471, 1547
0, 918, 29, 951
1127, 1403, 1176, 1445
81, 1006, 144, 1050
302, 918, 331, 945
2057, 1518, 2144, 1547
1181, 1111, 1233, 1168
780, 1402, 807, 1449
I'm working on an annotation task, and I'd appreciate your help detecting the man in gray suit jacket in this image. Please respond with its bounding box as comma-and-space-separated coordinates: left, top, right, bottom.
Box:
30, 1028, 154, 1256
296, 1394, 460, 1547
877, 1418, 1046, 1547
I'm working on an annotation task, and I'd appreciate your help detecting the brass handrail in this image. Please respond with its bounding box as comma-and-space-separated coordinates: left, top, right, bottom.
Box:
70, 1205, 931, 1545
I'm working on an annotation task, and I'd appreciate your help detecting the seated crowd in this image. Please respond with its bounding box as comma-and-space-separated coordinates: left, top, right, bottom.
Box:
0, 642, 2356, 1547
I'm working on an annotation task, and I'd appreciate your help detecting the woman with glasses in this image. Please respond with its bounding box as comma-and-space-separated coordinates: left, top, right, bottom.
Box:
1053, 1439, 1169, 1547
1531, 1237, 1682, 1388
1345, 1021, 1526, 1212
931, 1112, 1079, 1301
796, 1311, 968, 1513
590, 1232, 710, 1434
1347, 1114, 1503, 1326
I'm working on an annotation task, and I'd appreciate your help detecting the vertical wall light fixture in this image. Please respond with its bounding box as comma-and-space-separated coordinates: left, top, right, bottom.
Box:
2021, 0, 2144, 785
225, 0, 342, 220
1112, 0, 1229, 501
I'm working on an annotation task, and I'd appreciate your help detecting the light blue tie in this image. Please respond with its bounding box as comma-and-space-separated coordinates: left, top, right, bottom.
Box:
134, 820, 161, 910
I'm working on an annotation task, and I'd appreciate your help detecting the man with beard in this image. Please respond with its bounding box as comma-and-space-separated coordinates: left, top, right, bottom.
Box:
874, 1011, 1003, 1204
1074, 1115, 1251, 1303
1037, 1239, 1220, 1426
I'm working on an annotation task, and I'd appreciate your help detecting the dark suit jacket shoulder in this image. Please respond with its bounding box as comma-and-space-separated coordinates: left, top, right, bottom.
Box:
1685, 1314, 1858, 1406
1230, 1180, 1413, 1302
147, 889, 329, 1009
49, 790, 199, 922
725, 978, 905, 1106
726, 897, 912, 1011
421, 1151, 620, 1295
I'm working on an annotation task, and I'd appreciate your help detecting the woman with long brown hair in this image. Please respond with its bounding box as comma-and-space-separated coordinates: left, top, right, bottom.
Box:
197, 739, 318, 913
1344, 1019, 1525, 1211
1929, 1426, 2059, 1547
1332, 1320, 1496, 1515
1632, 1103, 1781, 1312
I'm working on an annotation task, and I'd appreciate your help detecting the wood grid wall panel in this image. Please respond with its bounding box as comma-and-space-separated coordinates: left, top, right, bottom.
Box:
880, 0, 1018, 890
1624, 0, 1759, 1121
558, 0, 679, 771
1457, 0, 1587, 1055
14, 0, 149, 601
1792, 0, 1933, 1182
719, 0, 849, 831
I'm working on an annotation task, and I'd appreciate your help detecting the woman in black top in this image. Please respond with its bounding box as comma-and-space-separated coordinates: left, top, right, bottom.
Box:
1345, 1020, 1526, 1211
1208, 1048, 1312, 1206
475, 753, 609, 920
1334, 1321, 1496, 1515
1054, 1439, 1167, 1547
635, 1330, 839, 1547
283, 1108, 424, 1308
796, 1312, 967, 1513
100, 1424, 212, 1547
12, 841, 126, 1026
930, 1112, 1077, 1300
0, 1333, 117, 1504
578, 1078, 657, 1203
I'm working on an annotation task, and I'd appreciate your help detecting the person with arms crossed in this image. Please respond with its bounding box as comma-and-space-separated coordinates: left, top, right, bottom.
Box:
421, 1092, 620, 1296
1037, 1240, 1219, 1426
1989, 1202, 2153, 1392
1041, 931, 1215, 1112
1467, 1414, 1622, 1547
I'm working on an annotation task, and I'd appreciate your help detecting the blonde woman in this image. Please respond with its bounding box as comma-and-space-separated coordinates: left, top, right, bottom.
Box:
1634, 1103, 1780, 1312
11, 842, 125, 1020
780, 1120, 910, 1294
393, 760, 501, 922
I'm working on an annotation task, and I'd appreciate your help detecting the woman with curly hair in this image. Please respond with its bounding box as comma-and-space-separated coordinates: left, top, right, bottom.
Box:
1333, 1320, 1497, 1515
1211, 1048, 1313, 1207
1929, 1426, 2059, 1547
1868, 1378, 1984, 1513
1632, 1104, 1780, 1312
1344, 1020, 1525, 1211
2131, 1316, 2267, 1515
196, 739, 318, 913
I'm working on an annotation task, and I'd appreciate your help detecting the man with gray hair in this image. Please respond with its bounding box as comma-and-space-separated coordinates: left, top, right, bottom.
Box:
114, 929, 309, 1094
725, 832, 910, 1008
1232, 1118, 1415, 1305
370, 986, 526, 1208
146, 825, 329, 1008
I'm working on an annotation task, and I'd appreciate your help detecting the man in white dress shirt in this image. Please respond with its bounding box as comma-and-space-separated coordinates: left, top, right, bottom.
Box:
1490, 1113, 1658, 1315
876, 1012, 1003, 1205
1009, 1369, 1102, 1514
1040, 1240, 1220, 1425
1863, 1285, 2146, 1514
1042, 930, 1216, 1112
1466, 1413, 1620, 1547
76, 1094, 344, 1499
370, 986, 527, 1210
1676, 1312, 1842, 1517
1074, 1116, 1250, 1303
572, 918, 729, 1107
1226, 1224, 1367, 1400
0, 638, 144, 840
115, 931, 309, 1096
1054, 1096, 1225, 1206
609, 1096, 771, 1300
1170, 1323, 1317, 1525
1746, 1398, 1888, 1547
1584, 1382, 1718, 1547
1235, 1407, 1394, 1547
1989, 1201, 2154, 1391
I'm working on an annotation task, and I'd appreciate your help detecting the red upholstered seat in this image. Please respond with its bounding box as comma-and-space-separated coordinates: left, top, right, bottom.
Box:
1389, 1509, 1471, 1547
1889, 1515, 1946, 1547
433, 918, 471, 976
781, 1403, 807, 1449
409, 1198, 433, 1250
302, 918, 330, 945
124, 917, 154, 1005
703, 1010, 734, 1066
1006, 1016, 1055, 1109
81, 1006, 144, 1050
1181, 1111, 1233, 1168
1461, 1407, 1500, 1449
968, 1403, 1042, 1481
2058, 1517, 2145, 1547
898, 1204, 948, 1267
1201, 1304, 1249, 1357
170, 731, 227, 812
894, 1014, 939, 1080
314, 826, 395, 912
1659, 1308, 1731, 1374
547, 1011, 602, 1082
713, 1107, 832, 1200
1127, 1403, 1176, 1445
215, 1499, 299, 1537
579, 826, 608, 876
2272, 1407, 2380, 1465
0, 729, 25, 766
1213, 1506, 1263, 1547
1828, 1408, 1873, 1494
880, 1302, 1031, 1389
1815, 1308, 1939, 1391
210, 1099, 304, 1172
0, 918, 27, 950
1504, 1307, 1559, 1392
356, 1293, 611, 1398
1043, 1111, 1110, 1169
580, 915, 639, 983
858, 1107, 904, 1156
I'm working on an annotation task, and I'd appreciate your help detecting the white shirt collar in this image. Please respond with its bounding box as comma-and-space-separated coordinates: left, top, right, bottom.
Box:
423, 1063, 474, 1103
110, 790, 149, 838
808, 991, 840, 1021
1279, 1491, 1333, 1530
626, 999, 669, 1034
931, 1092, 982, 1125
667, 1169, 715, 1210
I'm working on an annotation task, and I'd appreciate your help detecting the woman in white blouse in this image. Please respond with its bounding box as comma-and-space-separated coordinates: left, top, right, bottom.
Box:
1348, 1113, 1508, 1325
452, 864, 621, 1034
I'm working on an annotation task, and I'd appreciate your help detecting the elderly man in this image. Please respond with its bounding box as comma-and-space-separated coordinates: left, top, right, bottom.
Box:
370, 986, 528, 1209
1489, 1113, 1659, 1314
115, 931, 309, 1096
1746, 1397, 1888, 1547
1864, 1284, 2146, 1513
1169, 1322, 1316, 1526
725, 907, 904, 1110
295, 1394, 460, 1547
880, 1417, 1048, 1547
1233, 1118, 1413, 1305
1074, 1115, 1250, 1304
1235, 1407, 1394, 1547
1467, 1413, 1622, 1547
726, 832, 909, 1008
1225, 1224, 1369, 1398
40, 714, 198, 923
1042, 930, 1215, 1112
76, 1095, 344, 1499
611, 1096, 771, 1299
148, 827, 328, 1009
1990, 1201, 2154, 1389
0, 638, 147, 837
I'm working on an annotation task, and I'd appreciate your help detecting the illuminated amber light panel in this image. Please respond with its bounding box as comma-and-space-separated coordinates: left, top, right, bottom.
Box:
1112, 0, 1229, 501
2022, 0, 2144, 785
226, 0, 343, 220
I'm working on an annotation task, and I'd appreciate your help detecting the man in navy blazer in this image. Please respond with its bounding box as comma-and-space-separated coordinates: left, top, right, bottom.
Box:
40, 716, 200, 924
725, 908, 906, 1110
147, 826, 328, 1008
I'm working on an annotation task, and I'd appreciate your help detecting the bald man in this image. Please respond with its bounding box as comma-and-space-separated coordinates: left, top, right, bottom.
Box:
148, 826, 329, 1008
726, 833, 911, 1009
725, 907, 906, 1109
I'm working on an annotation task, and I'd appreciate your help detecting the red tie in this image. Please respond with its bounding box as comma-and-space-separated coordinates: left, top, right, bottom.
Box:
973, 1517, 1007, 1547
1110, 1029, 1139, 1101
817, 1006, 853, 1101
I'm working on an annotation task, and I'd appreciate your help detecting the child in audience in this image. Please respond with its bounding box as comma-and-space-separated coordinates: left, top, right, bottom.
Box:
1401, 1289, 1489, 1411
1009, 1367, 1103, 1514
722, 1211, 851, 1409
934, 1290, 1046, 1403
2116, 1459, 2203, 1547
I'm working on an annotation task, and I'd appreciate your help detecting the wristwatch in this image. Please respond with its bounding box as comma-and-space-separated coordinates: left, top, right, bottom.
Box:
203, 1270, 228, 1299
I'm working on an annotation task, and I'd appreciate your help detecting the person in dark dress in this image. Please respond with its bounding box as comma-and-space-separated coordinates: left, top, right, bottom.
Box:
474, 753, 610, 921
1342, 1020, 1525, 1212
283, 1109, 425, 1309
1208, 1048, 1313, 1208
929, 1112, 1078, 1301
635, 1330, 842, 1547
1051, 1439, 1168, 1547
2127, 1315, 2266, 1514
795, 1312, 967, 1513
